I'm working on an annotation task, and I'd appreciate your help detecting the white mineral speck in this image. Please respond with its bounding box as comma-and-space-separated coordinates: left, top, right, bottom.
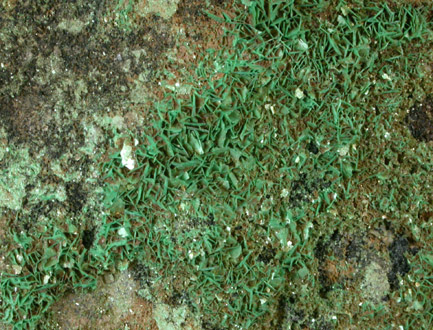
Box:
295, 88, 305, 99
120, 143, 135, 170
43, 275, 50, 284
12, 265, 22, 275
382, 73, 392, 81
280, 189, 289, 198
338, 145, 349, 156
118, 227, 128, 238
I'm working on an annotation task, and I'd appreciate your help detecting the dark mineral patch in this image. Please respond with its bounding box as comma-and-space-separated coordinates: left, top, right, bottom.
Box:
406, 95, 433, 142
82, 228, 95, 249
307, 141, 319, 154
257, 246, 276, 264
66, 182, 87, 214
387, 236, 411, 290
